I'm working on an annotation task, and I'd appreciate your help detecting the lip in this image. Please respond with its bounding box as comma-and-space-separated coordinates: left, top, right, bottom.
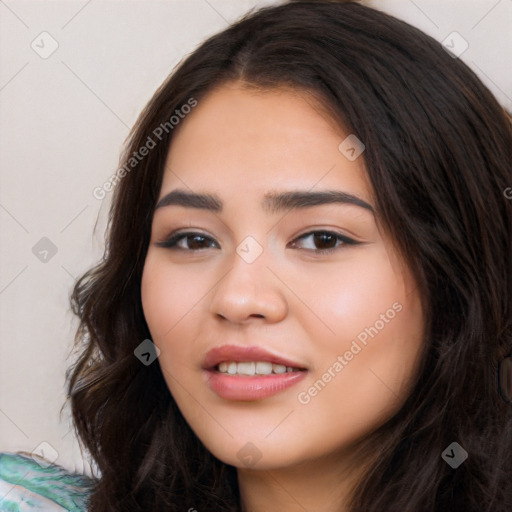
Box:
204, 370, 307, 401
202, 344, 307, 371
202, 344, 308, 401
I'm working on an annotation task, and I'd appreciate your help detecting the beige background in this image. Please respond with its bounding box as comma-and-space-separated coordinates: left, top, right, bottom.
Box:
1, 0, 511, 477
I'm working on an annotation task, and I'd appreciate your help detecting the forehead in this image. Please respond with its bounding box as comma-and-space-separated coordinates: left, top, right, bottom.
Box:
160, 81, 371, 202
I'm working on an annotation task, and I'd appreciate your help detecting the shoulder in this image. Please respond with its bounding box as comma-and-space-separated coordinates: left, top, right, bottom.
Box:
0, 451, 95, 511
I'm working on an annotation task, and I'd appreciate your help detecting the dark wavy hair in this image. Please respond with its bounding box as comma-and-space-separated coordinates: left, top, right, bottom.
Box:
66, 1, 512, 510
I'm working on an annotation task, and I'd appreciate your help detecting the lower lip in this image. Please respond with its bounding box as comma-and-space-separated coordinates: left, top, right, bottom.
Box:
204, 369, 307, 401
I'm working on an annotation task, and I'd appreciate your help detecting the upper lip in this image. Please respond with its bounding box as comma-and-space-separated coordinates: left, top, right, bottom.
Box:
202, 344, 307, 370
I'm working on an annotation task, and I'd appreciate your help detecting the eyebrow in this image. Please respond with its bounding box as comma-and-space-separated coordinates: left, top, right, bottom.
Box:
154, 188, 374, 214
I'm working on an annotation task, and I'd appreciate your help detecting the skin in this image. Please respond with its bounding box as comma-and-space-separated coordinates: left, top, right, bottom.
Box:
141, 81, 425, 512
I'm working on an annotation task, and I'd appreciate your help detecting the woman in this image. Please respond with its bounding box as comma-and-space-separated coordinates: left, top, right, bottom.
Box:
1, 1, 511, 510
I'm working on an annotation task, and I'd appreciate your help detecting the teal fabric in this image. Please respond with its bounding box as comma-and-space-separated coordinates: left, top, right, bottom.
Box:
0, 452, 94, 511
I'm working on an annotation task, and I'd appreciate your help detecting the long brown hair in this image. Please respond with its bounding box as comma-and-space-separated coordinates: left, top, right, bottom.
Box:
67, 1, 512, 510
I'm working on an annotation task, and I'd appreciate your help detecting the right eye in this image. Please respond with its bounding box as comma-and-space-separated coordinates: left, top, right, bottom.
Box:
155, 231, 220, 251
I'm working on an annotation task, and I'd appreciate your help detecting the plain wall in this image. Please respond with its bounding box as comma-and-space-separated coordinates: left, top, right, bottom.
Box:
1, 0, 511, 478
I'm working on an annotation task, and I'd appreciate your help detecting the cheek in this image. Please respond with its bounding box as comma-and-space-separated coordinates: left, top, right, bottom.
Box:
298, 302, 423, 447
292, 245, 417, 355
141, 253, 205, 340
140, 254, 206, 380
293, 245, 424, 416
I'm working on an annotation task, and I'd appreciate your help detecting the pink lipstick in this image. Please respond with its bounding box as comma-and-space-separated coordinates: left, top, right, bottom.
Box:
202, 345, 308, 401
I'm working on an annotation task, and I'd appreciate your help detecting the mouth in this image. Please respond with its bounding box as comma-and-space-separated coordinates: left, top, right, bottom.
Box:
202, 345, 308, 401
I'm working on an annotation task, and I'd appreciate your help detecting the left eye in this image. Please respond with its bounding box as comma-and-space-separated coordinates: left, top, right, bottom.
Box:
155, 230, 359, 253
288, 231, 358, 253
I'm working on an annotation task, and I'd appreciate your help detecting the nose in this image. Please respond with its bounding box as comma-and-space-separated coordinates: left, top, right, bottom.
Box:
209, 247, 288, 324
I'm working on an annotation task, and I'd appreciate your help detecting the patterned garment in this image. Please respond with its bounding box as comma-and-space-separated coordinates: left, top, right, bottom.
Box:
0, 452, 94, 511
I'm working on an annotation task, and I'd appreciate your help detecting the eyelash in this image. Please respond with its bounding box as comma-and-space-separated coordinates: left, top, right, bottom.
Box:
155, 230, 360, 255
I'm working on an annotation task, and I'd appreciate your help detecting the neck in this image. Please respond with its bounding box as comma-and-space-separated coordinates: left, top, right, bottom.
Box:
237, 444, 371, 512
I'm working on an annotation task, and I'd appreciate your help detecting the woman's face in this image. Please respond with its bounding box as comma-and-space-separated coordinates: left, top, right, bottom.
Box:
141, 81, 424, 471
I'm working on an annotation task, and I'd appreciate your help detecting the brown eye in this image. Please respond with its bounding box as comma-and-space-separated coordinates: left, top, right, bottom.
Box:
156, 232, 219, 250
289, 230, 359, 254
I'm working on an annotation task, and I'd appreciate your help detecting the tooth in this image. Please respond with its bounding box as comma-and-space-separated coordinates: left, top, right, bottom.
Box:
255, 361, 273, 375
272, 364, 287, 374
238, 361, 256, 376
217, 361, 299, 375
